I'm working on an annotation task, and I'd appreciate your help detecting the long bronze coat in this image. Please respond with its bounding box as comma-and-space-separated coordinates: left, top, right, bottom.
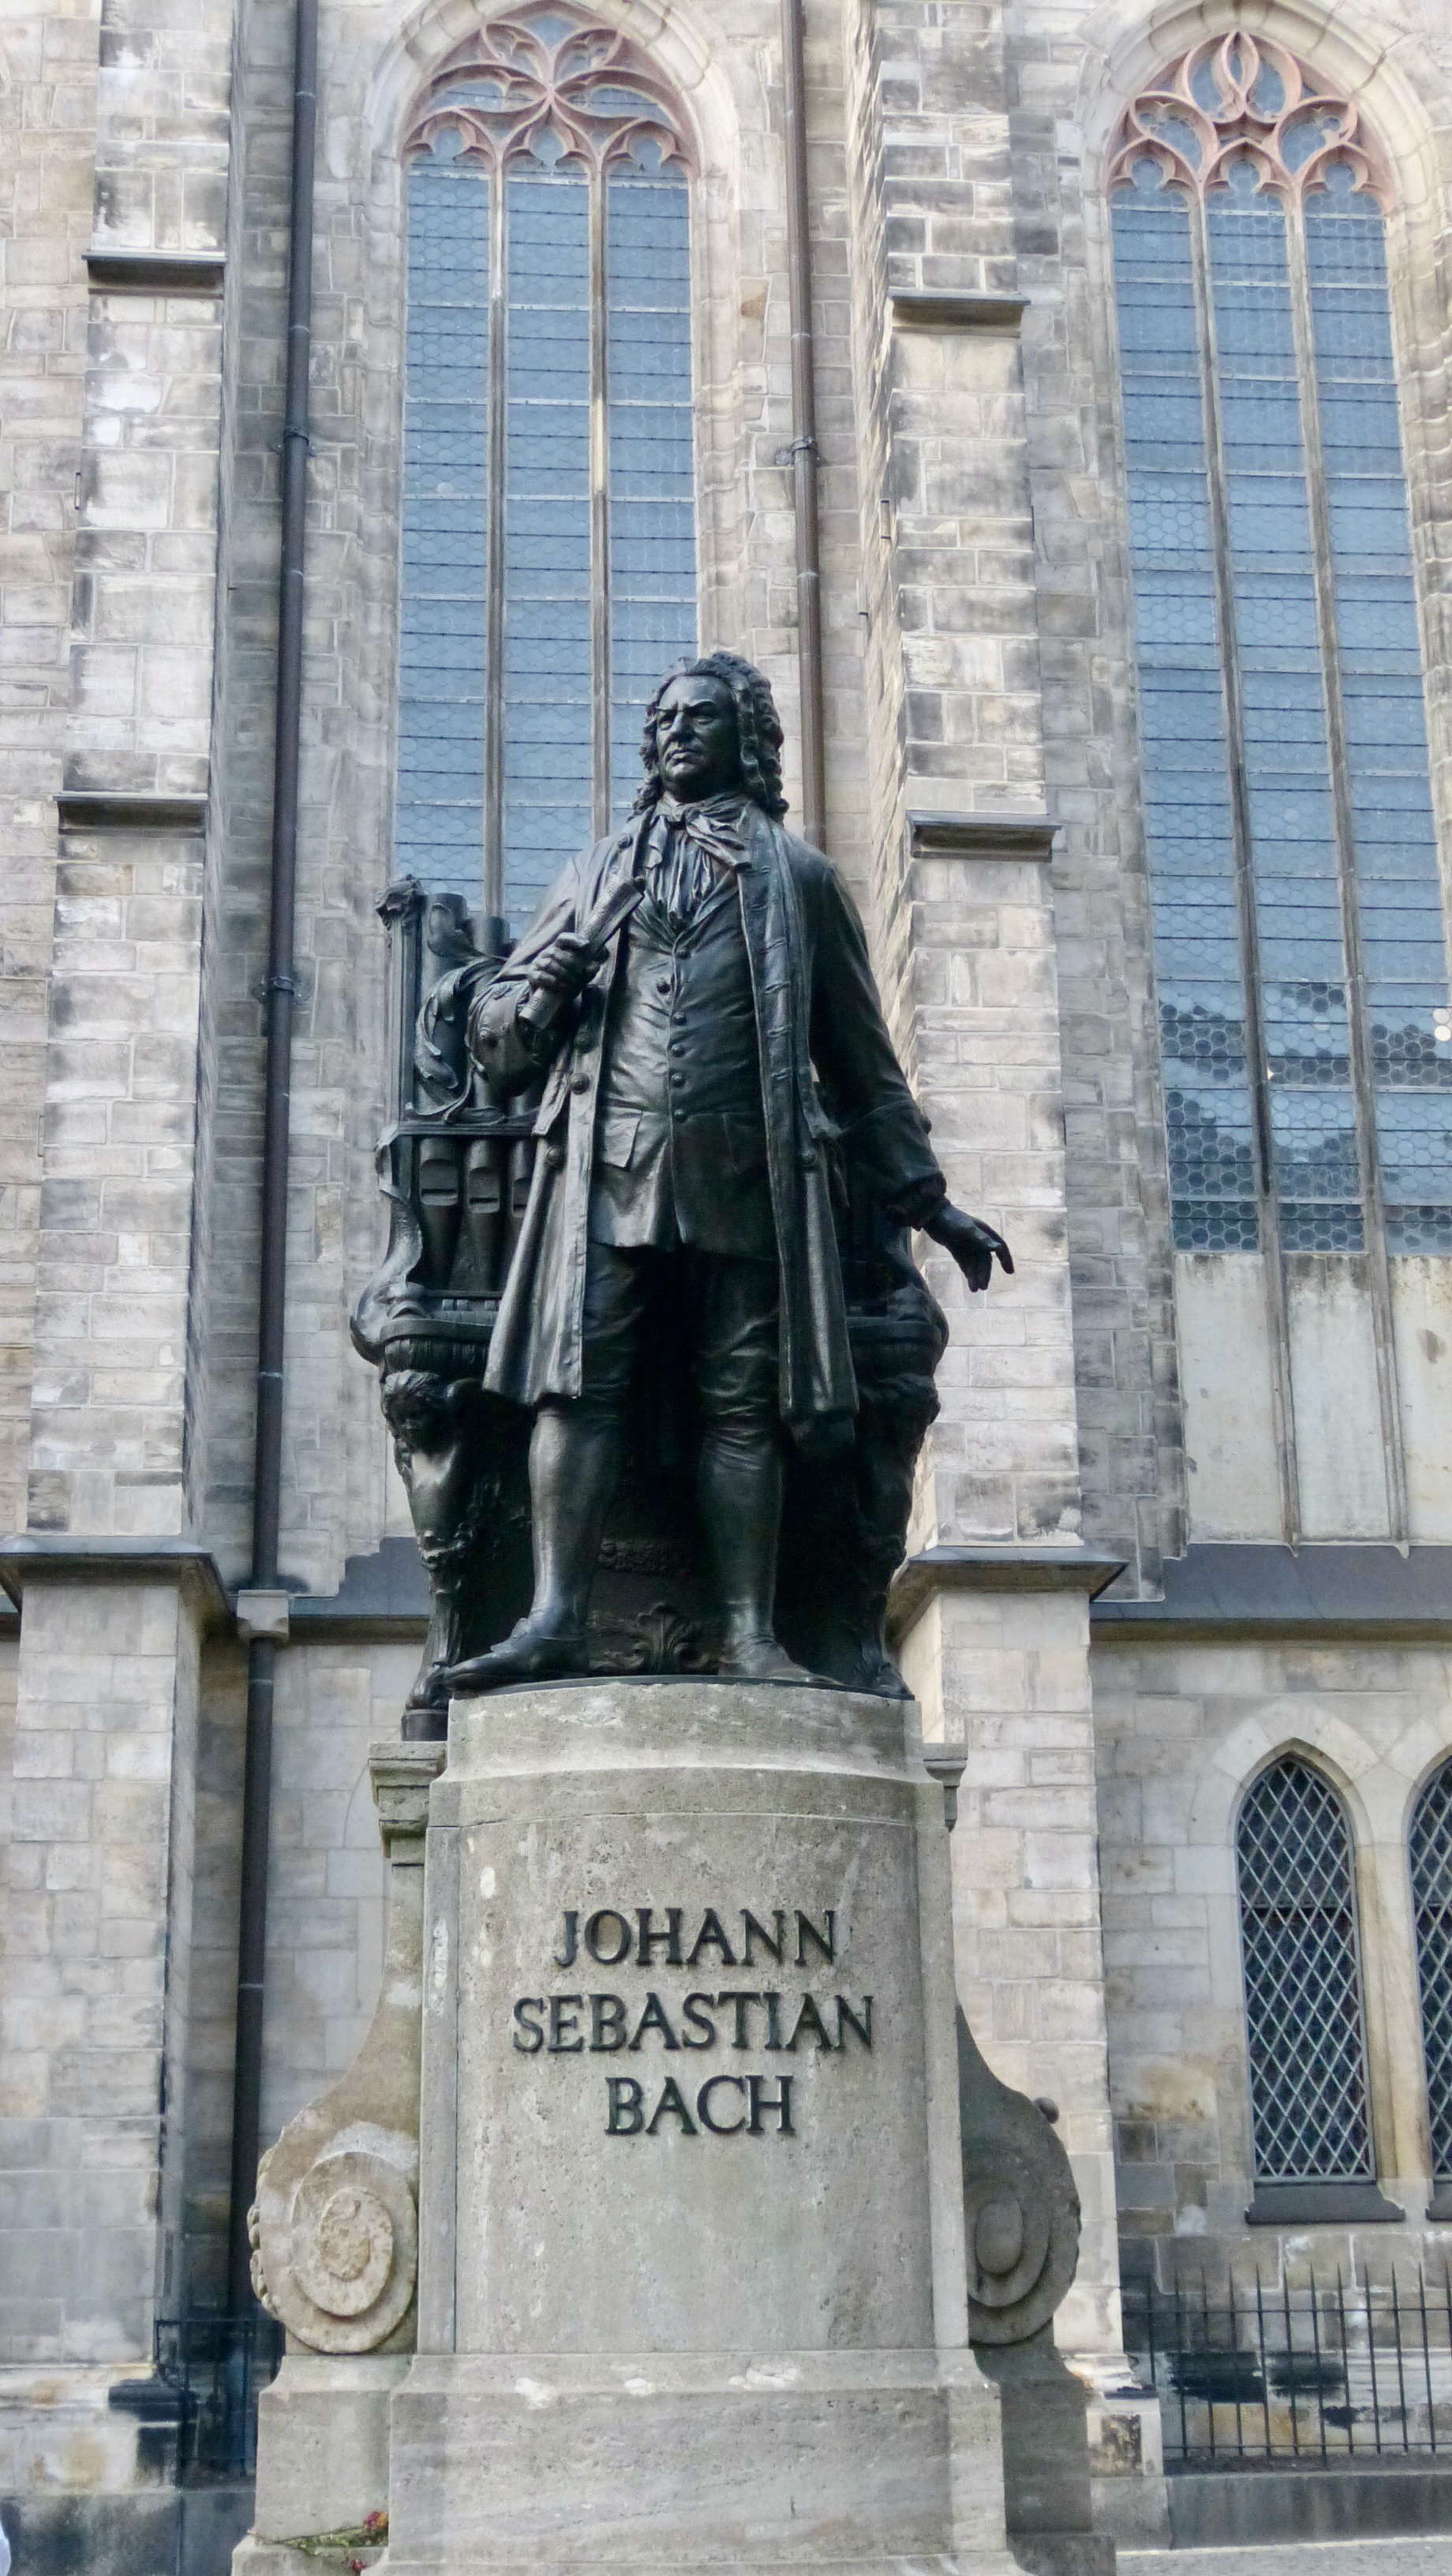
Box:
470, 801, 943, 1442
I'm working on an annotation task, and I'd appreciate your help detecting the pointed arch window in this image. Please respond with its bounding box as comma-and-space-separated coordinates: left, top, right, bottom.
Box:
396, 4, 699, 930
1110, 36, 1452, 1262
1410, 1762, 1452, 2181
1236, 1755, 1373, 2181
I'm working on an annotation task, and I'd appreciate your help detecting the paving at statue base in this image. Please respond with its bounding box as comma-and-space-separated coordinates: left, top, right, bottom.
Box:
1124, 2544, 1452, 2576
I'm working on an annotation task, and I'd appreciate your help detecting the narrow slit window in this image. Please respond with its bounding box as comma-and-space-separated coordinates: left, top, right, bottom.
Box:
1110, 34, 1452, 1260
397, 6, 699, 933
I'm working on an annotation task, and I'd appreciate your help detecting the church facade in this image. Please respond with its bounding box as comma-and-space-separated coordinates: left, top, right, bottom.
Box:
5, 0, 1452, 2556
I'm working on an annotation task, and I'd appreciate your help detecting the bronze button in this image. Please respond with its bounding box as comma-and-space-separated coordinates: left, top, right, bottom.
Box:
545, 1144, 564, 1169
657, 976, 671, 995
799, 1149, 818, 1171
570, 1071, 589, 1094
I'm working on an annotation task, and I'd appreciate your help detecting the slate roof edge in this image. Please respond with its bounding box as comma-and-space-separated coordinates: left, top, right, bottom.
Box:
1092, 1542, 1452, 1637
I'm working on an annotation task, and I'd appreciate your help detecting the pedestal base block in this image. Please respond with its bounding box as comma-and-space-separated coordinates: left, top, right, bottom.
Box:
252, 2354, 406, 2540
388, 2349, 1010, 2572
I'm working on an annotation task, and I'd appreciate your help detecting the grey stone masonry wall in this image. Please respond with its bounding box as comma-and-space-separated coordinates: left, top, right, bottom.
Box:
0, 1572, 204, 2361
0, 0, 235, 2492
21, 0, 232, 1544
842, 0, 1081, 1554
25, 822, 207, 1538
0, 0, 98, 1542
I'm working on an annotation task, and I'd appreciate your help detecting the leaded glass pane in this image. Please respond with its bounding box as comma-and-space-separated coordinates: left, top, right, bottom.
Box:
1306, 176, 1452, 1250
1206, 168, 1363, 1252
397, 156, 491, 899
606, 169, 697, 819
502, 168, 593, 923
1113, 168, 1259, 1252
1411, 1764, 1452, 2179
1237, 1758, 1373, 2182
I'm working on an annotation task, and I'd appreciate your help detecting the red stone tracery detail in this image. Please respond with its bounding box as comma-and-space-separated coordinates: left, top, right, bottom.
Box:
404, 2, 694, 175
1109, 31, 1392, 208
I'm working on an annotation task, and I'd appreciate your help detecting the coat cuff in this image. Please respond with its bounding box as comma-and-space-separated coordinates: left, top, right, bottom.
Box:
885, 1173, 948, 1230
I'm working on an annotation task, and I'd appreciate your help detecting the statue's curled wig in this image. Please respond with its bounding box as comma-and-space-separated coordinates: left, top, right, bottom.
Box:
633, 651, 788, 820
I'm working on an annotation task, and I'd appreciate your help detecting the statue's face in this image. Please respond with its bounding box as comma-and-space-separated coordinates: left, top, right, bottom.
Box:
655, 674, 742, 803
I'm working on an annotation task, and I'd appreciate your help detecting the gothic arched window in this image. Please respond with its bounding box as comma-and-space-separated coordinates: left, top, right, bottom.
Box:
1110, 35, 1452, 1262
1236, 1755, 1374, 2181
1410, 1761, 1452, 2181
397, 4, 698, 929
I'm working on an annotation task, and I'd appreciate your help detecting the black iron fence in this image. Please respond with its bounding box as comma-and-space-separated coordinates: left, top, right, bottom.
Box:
1123, 2273, 1452, 2466
154, 2309, 285, 2480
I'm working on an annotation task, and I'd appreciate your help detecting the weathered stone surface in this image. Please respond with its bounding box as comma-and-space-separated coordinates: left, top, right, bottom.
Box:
250, 2352, 404, 2545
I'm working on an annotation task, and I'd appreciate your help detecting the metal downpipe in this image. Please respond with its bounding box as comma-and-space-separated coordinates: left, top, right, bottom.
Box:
780, 0, 826, 849
226, 0, 317, 2317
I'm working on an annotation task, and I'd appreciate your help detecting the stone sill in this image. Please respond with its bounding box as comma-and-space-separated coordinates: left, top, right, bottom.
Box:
908, 809, 1056, 861
86, 248, 225, 294
57, 790, 209, 831
1244, 2181, 1405, 2226
891, 290, 1027, 331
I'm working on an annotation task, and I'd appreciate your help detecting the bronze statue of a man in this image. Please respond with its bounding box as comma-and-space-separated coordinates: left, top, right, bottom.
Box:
450, 651, 1010, 1689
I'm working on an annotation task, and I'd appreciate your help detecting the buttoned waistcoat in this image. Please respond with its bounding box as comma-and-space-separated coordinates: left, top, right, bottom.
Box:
589, 880, 774, 1258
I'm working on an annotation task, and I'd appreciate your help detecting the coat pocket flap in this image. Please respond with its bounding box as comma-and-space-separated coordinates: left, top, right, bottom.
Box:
596, 1106, 642, 1168
721, 1111, 769, 1174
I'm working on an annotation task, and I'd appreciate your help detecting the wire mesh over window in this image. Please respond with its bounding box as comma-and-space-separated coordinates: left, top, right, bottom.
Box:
1237, 1756, 1374, 2182
1110, 33, 1452, 1259
1410, 1762, 1452, 2181
397, 5, 699, 931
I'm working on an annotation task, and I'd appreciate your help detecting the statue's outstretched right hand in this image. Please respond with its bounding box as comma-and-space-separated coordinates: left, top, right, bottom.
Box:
922, 1201, 1015, 1293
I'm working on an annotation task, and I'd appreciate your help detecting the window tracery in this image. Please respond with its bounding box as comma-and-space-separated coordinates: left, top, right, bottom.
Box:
405, 9, 693, 177
1110, 32, 1391, 208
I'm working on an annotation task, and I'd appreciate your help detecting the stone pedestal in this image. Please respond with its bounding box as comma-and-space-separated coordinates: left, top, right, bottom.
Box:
387, 1676, 1013, 2574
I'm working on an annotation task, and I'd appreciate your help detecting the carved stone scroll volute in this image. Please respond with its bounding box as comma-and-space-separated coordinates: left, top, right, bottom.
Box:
250, 1743, 444, 2351
956, 2005, 1081, 2345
